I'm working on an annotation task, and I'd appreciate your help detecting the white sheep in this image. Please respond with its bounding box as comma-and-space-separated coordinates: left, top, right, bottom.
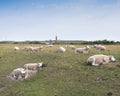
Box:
24, 46, 34, 51
93, 44, 106, 51
23, 62, 47, 70
57, 46, 66, 53
66, 44, 76, 49
47, 44, 53, 48
32, 46, 43, 52
22, 69, 38, 79
10, 68, 26, 81
87, 54, 116, 66
10, 68, 39, 80
14, 46, 20, 51
75, 45, 89, 54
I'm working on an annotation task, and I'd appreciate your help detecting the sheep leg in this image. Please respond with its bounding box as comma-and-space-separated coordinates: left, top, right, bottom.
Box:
102, 59, 107, 64
92, 63, 99, 66
92, 58, 99, 66
24, 72, 29, 79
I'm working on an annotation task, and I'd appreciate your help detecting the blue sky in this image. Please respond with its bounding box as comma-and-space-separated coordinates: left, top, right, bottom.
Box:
0, 0, 120, 41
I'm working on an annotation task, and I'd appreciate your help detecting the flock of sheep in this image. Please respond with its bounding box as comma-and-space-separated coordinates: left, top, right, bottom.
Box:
14, 45, 43, 52
10, 44, 116, 81
66, 44, 116, 66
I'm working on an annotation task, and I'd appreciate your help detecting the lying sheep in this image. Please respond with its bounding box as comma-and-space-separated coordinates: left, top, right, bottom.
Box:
23, 69, 38, 79
10, 68, 38, 81
87, 54, 116, 66
57, 46, 66, 53
24, 46, 34, 51
32, 46, 43, 52
23, 62, 47, 70
10, 62, 47, 81
75, 46, 89, 54
47, 44, 53, 48
66, 44, 76, 49
10, 68, 26, 81
14, 46, 20, 51
93, 44, 106, 51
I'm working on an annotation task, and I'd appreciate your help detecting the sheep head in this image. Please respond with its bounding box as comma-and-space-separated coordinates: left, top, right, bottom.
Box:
37, 62, 47, 68
109, 56, 116, 62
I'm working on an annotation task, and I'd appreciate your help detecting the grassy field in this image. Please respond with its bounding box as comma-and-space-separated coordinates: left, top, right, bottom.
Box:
0, 44, 120, 96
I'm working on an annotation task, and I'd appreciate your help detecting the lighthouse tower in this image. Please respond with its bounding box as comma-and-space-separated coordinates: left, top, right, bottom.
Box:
55, 35, 58, 41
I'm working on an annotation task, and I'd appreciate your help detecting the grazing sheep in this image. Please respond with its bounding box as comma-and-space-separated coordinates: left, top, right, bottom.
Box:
57, 46, 66, 53
66, 44, 76, 49
23, 62, 47, 70
87, 54, 116, 66
93, 44, 106, 51
75, 46, 89, 54
14, 46, 19, 51
10, 68, 26, 81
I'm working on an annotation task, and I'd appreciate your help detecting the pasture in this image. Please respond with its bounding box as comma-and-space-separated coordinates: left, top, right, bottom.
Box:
0, 44, 120, 96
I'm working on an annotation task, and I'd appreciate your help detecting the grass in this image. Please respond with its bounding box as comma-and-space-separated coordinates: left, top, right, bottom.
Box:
0, 44, 120, 96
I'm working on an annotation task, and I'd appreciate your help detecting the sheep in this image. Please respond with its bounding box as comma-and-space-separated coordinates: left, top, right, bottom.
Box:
57, 46, 66, 53
10, 68, 26, 81
75, 45, 89, 54
87, 54, 116, 66
93, 44, 106, 51
47, 44, 53, 48
9, 62, 47, 81
10, 68, 39, 80
23, 62, 47, 71
24, 46, 34, 51
22, 69, 38, 79
32, 46, 43, 52
14, 46, 20, 51
66, 44, 76, 49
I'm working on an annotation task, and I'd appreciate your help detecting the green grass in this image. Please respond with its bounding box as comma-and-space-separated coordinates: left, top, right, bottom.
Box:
0, 44, 120, 96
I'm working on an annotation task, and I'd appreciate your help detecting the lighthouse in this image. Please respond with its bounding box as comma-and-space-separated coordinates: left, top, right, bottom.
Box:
55, 35, 58, 41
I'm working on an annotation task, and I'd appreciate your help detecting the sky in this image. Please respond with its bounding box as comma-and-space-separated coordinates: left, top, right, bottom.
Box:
0, 0, 120, 41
